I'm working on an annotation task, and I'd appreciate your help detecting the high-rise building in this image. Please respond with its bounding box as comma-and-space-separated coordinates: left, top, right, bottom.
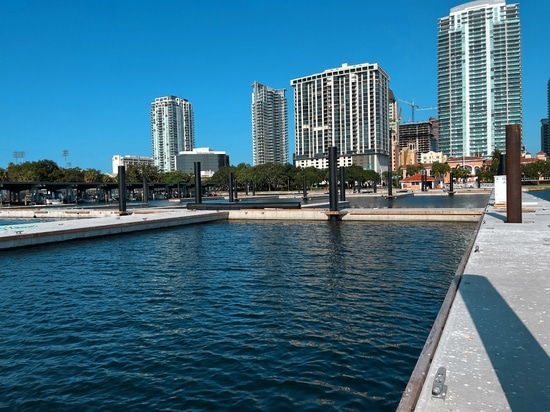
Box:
151, 96, 195, 172
437, 0, 522, 158
251, 81, 288, 165
543, 79, 550, 155
291, 63, 390, 171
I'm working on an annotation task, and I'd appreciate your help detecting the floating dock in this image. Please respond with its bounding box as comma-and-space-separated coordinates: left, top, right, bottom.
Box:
0, 205, 484, 251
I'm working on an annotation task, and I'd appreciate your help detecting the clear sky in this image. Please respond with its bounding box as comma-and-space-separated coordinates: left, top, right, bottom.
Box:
1, 0, 548, 173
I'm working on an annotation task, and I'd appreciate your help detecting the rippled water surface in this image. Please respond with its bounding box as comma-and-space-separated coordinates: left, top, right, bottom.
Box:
0, 220, 475, 411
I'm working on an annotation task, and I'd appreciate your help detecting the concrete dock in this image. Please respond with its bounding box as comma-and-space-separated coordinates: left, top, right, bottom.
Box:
399, 191, 550, 411
0, 204, 484, 251
0, 208, 228, 250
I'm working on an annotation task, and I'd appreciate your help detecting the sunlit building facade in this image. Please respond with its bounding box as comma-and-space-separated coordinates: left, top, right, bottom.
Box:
437, 0, 522, 158
251, 82, 288, 165
291, 63, 390, 172
151, 96, 195, 172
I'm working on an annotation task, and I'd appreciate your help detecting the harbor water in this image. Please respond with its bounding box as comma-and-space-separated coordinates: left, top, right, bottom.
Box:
1, 219, 476, 410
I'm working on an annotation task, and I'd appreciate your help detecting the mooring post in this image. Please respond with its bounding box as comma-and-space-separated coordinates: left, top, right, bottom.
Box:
339, 166, 346, 201
449, 171, 454, 192
329, 146, 339, 213
387, 170, 393, 197
302, 175, 307, 200
506, 124, 522, 223
228, 172, 234, 202
373, 176, 377, 194
234, 176, 238, 200
194, 162, 202, 204
142, 177, 148, 204
117, 165, 127, 214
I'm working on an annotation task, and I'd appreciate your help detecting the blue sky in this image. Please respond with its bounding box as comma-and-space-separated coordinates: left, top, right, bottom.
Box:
1, 0, 548, 174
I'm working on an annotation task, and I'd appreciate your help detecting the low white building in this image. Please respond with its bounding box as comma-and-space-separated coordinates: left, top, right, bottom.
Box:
112, 155, 154, 174
420, 151, 447, 165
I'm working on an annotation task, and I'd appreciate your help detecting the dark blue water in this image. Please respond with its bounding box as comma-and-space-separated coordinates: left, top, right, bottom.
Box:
0, 220, 475, 411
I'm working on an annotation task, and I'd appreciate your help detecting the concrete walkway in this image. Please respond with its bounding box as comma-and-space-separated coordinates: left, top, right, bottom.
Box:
411, 191, 550, 411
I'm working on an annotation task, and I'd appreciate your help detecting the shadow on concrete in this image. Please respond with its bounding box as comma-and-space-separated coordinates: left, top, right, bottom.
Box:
460, 275, 550, 409
484, 212, 507, 223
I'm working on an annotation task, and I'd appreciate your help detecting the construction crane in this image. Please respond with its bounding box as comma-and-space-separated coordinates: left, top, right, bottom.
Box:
398, 99, 437, 123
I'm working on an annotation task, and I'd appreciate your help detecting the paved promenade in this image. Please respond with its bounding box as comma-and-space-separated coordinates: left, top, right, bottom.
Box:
410, 191, 550, 411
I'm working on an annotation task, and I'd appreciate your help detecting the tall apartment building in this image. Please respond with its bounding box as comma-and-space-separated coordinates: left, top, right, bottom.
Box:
151, 96, 195, 172
291, 63, 390, 171
251, 81, 288, 165
389, 89, 400, 171
543, 78, 550, 155
437, 0, 522, 158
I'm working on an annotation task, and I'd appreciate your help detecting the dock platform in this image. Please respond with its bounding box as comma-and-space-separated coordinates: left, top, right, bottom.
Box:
399, 191, 550, 411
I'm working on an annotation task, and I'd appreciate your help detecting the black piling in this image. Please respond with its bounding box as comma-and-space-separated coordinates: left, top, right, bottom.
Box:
228, 172, 234, 202
142, 177, 148, 204
194, 162, 202, 204
387, 170, 393, 198
506, 124, 522, 223
117, 165, 127, 214
339, 166, 346, 201
448, 170, 455, 195
328, 147, 340, 221
302, 175, 308, 200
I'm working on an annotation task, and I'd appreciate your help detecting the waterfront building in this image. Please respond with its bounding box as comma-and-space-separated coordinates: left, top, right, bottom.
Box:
291, 62, 390, 172
175, 147, 229, 177
112, 155, 154, 175
151, 96, 195, 173
399, 119, 440, 164
437, 0, 522, 158
251, 81, 288, 165
400, 173, 436, 191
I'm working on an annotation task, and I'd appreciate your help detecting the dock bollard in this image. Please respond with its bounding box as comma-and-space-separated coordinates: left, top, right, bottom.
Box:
506, 124, 522, 223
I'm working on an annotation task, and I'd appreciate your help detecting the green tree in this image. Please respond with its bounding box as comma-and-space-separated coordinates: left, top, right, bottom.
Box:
406, 164, 423, 177
160, 170, 192, 183
125, 164, 160, 183
431, 162, 451, 187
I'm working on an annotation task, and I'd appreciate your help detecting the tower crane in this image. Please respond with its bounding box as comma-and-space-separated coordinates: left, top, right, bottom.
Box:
397, 99, 437, 123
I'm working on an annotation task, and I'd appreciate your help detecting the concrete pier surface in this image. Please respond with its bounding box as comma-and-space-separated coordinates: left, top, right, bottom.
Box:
0, 208, 228, 251
401, 191, 550, 411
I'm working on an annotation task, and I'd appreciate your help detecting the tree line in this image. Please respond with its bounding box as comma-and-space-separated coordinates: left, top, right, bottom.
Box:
2, 152, 549, 190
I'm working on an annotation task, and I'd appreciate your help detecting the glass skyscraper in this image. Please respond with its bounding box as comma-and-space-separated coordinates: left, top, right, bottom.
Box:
150, 96, 195, 172
251, 81, 288, 165
437, 0, 522, 158
291, 63, 390, 171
